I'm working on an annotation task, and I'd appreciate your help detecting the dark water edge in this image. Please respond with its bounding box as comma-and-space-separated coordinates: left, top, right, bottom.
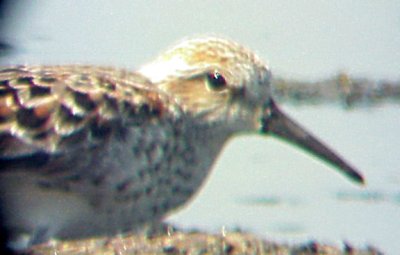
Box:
30, 227, 383, 255
272, 73, 400, 108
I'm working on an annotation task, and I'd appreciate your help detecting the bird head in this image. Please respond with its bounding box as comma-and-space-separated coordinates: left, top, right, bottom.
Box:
139, 36, 364, 184
139, 37, 271, 129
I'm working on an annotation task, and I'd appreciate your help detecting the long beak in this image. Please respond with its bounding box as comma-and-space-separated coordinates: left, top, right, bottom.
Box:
261, 99, 364, 184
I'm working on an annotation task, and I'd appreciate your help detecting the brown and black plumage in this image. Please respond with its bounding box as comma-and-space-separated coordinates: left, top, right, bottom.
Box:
0, 37, 364, 252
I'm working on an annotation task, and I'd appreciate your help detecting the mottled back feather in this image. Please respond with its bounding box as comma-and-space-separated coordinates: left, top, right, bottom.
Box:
0, 65, 173, 170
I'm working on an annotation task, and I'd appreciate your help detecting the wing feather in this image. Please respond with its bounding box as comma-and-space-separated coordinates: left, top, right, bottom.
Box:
0, 65, 172, 164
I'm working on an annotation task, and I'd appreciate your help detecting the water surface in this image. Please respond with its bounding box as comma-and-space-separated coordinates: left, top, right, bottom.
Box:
169, 104, 400, 253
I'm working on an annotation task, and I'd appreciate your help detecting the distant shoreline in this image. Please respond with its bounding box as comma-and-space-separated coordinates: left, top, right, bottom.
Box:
273, 73, 400, 108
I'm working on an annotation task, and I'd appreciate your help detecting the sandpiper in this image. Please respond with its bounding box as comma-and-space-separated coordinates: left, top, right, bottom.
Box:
0, 36, 364, 252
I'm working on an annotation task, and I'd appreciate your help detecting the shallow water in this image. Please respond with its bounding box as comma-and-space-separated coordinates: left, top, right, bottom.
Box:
169, 104, 400, 253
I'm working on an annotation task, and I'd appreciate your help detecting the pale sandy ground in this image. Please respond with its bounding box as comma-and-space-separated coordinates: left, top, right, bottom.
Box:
30, 228, 383, 255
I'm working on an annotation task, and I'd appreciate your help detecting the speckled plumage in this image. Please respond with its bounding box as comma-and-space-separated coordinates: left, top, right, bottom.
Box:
0, 37, 364, 251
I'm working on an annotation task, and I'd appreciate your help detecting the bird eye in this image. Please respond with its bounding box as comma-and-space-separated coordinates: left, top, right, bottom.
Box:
206, 71, 227, 90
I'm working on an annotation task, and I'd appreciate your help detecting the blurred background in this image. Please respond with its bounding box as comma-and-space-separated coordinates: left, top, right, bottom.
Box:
0, 1, 399, 254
